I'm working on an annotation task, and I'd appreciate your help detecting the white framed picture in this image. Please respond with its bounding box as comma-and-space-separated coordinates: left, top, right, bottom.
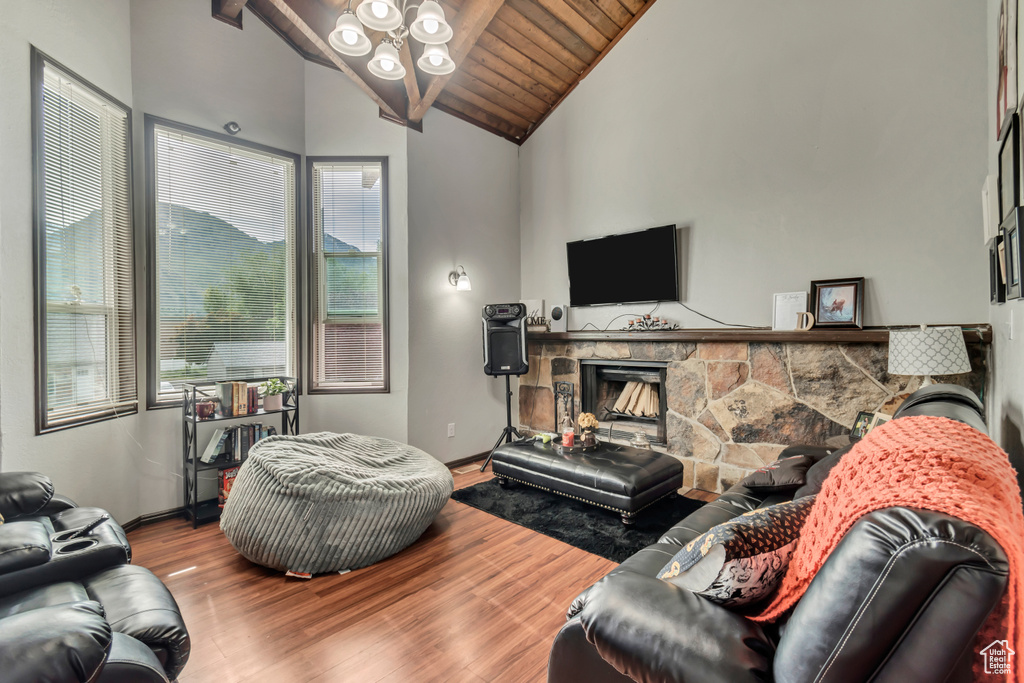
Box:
772, 292, 808, 331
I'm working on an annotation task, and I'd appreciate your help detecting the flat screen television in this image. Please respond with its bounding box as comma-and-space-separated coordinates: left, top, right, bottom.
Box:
566, 225, 679, 306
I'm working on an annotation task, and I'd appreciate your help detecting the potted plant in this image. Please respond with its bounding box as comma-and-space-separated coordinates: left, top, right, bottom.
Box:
259, 378, 288, 412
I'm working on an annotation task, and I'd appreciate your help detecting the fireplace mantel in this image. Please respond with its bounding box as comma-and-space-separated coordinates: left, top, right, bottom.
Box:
530, 325, 992, 345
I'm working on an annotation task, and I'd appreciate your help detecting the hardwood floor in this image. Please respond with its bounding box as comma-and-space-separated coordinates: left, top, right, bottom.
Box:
128, 464, 713, 683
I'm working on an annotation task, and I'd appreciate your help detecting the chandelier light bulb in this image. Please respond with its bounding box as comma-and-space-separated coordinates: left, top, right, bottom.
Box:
368, 41, 406, 80
410, 0, 453, 44
356, 0, 402, 31
417, 42, 455, 75
329, 11, 371, 56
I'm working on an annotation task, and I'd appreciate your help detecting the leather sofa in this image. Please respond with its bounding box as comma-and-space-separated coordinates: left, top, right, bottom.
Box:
549, 384, 1009, 683
0, 471, 190, 682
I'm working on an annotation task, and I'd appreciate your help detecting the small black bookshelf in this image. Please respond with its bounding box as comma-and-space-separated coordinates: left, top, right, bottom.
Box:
181, 378, 298, 528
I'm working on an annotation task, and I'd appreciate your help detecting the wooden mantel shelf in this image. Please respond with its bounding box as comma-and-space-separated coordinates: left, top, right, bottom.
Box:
529, 324, 992, 345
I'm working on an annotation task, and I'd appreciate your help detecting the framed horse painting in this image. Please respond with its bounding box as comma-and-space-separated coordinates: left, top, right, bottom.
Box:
810, 277, 864, 329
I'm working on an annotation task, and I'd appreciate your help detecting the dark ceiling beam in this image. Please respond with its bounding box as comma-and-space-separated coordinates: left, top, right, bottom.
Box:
263, 0, 405, 119
212, 0, 247, 28
408, 0, 506, 122
399, 42, 422, 114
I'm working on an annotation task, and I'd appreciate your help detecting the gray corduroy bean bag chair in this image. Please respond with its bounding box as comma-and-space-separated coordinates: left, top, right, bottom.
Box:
219, 432, 454, 574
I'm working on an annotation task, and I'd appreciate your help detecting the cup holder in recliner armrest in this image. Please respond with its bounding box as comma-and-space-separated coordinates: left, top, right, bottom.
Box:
51, 530, 80, 543
54, 538, 99, 555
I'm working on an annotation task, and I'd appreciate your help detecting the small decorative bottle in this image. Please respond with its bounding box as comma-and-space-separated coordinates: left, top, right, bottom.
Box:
630, 430, 651, 450
560, 414, 575, 448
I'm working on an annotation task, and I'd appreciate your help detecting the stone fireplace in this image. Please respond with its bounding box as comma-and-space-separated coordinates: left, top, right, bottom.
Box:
518, 332, 988, 493
580, 360, 667, 445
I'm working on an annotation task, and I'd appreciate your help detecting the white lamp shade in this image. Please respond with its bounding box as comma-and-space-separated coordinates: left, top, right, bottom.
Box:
417, 43, 455, 75
356, 0, 402, 32
409, 1, 453, 44
456, 273, 472, 291
368, 41, 406, 80
328, 12, 372, 56
888, 326, 971, 376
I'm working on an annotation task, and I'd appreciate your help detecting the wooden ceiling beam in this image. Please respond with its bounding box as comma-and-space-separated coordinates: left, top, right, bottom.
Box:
408, 0, 506, 121
212, 0, 247, 28
399, 42, 423, 113
263, 0, 404, 119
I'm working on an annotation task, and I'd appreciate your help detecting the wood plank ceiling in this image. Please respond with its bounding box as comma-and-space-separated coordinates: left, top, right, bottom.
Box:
213, 0, 657, 144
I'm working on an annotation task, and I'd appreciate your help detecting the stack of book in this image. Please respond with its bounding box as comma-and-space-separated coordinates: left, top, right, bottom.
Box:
214, 381, 259, 417
199, 424, 278, 464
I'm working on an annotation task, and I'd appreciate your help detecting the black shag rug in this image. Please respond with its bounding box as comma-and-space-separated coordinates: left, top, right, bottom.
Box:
451, 479, 705, 563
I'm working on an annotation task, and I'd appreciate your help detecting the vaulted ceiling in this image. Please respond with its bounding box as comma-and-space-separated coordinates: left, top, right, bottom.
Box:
212, 0, 657, 144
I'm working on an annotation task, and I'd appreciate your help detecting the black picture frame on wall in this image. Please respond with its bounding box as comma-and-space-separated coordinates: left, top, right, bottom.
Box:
991, 235, 1007, 304
1005, 208, 1023, 300
810, 277, 865, 329
1000, 113, 1020, 221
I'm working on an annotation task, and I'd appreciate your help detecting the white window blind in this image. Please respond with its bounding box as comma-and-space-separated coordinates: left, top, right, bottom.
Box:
152, 122, 296, 403
310, 160, 388, 391
36, 57, 136, 431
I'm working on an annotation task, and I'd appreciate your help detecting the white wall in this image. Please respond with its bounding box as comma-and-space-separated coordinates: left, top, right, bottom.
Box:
987, 0, 1024, 491
302, 61, 411, 443
520, 0, 989, 332
0, 0, 140, 521
127, 0, 307, 512
407, 110, 520, 462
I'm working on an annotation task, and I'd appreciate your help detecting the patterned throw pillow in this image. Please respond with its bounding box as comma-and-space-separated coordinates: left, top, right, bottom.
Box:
657, 496, 816, 607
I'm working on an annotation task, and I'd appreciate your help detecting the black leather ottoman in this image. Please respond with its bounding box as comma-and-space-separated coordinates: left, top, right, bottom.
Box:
490, 440, 684, 524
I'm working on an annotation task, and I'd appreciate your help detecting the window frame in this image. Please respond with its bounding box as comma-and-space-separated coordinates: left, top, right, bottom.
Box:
305, 156, 390, 395
31, 47, 138, 434
144, 115, 303, 409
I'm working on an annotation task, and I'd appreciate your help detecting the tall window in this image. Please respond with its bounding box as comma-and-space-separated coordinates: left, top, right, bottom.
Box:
147, 117, 298, 405
308, 158, 389, 393
33, 50, 136, 433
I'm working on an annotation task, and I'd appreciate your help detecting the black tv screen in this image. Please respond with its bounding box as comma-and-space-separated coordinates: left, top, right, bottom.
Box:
567, 225, 679, 306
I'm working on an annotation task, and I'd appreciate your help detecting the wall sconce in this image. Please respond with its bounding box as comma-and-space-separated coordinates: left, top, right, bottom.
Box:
448, 266, 471, 291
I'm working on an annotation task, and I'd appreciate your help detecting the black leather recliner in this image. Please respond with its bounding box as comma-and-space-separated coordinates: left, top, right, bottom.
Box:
549, 384, 1009, 683
0, 471, 190, 682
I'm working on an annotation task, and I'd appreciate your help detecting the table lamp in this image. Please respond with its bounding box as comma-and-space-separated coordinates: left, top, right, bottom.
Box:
887, 325, 971, 385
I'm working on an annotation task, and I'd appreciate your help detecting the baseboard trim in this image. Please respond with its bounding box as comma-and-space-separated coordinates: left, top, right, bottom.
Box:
447, 451, 489, 470
121, 506, 184, 533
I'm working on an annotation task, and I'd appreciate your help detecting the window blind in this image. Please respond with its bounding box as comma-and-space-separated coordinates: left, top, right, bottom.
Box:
36, 57, 136, 431
310, 160, 388, 391
151, 123, 296, 403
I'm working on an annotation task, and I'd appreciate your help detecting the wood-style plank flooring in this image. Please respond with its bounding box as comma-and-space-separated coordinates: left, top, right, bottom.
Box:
128, 463, 713, 683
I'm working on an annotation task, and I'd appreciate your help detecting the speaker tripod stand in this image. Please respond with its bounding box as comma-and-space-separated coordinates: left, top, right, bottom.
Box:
480, 374, 524, 472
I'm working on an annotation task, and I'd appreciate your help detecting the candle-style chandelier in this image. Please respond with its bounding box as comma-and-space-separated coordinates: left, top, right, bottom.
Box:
328, 0, 456, 80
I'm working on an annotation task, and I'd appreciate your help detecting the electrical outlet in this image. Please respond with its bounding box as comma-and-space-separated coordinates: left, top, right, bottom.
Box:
447, 423, 456, 438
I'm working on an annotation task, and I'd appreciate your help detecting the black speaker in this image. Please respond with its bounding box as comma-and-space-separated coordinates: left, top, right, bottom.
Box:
482, 303, 528, 376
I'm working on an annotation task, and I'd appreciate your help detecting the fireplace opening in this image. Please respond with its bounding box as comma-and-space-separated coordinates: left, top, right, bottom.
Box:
581, 360, 667, 445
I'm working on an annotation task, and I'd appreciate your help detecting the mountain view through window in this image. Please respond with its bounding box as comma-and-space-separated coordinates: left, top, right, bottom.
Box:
151, 123, 296, 403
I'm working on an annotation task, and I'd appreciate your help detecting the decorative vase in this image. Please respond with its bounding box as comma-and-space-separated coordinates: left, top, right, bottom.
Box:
263, 394, 283, 412
582, 428, 597, 448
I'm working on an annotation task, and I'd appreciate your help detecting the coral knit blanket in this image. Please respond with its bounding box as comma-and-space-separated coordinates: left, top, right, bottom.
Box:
750, 415, 1024, 682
